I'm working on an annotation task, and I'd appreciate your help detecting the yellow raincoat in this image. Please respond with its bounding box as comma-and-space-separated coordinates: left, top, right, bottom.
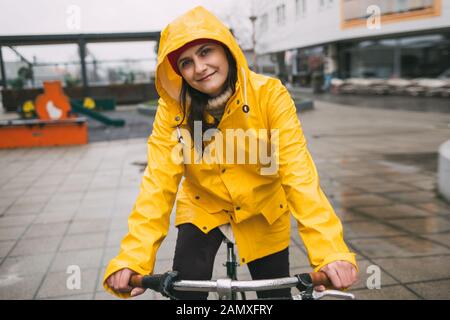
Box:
104, 6, 357, 298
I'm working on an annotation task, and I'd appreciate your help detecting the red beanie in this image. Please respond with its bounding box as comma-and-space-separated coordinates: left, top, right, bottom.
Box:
168, 38, 224, 76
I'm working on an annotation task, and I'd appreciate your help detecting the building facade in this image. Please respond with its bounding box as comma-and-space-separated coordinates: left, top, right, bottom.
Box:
253, 0, 450, 87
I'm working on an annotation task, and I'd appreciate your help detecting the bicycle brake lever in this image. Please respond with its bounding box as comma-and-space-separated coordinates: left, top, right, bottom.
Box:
312, 289, 355, 300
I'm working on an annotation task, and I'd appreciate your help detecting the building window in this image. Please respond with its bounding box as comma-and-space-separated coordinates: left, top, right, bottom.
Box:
319, 0, 325, 10
296, 0, 307, 18
276, 4, 286, 25
319, 0, 334, 11
260, 13, 269, 32
338, 33, 450, 79
341, 0, 442, 29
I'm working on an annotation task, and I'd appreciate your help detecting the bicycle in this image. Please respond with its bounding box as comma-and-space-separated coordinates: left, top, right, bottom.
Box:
129, 239, 356, 300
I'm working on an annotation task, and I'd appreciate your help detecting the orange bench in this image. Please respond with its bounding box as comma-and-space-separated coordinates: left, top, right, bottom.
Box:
0, 118, 88, 148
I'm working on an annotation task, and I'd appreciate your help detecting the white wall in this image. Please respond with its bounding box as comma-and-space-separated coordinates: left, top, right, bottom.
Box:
255, 0, 450, 54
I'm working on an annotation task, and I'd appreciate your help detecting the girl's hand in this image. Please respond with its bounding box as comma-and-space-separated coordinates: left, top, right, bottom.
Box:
106, 268, 146, 297
315, 260, 358, 292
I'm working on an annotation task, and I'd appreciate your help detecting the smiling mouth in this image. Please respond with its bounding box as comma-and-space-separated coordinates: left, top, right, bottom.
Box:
197, 72, 216, 81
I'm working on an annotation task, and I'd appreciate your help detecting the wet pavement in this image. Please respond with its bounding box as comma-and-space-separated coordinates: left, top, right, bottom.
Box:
290, 88, 450, 114
85, 106, 154, 142
0, 98, 450, 300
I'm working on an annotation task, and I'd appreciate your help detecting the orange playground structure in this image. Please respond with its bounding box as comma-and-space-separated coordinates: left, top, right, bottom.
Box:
0, 81, 88, 148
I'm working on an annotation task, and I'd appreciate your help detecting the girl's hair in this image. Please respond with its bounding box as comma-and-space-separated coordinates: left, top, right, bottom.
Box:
178, 44, 237, 151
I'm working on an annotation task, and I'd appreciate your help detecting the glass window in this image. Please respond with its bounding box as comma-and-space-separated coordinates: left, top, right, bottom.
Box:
400, 34, 450, 78
339, 33, 450, 79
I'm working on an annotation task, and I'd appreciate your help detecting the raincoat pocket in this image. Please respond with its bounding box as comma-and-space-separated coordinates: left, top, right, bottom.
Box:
259, 187, 289, 225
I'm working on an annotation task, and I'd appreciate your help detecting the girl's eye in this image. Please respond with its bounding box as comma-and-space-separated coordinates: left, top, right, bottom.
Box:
200, 48, 211, 56
180, 60, 192, 69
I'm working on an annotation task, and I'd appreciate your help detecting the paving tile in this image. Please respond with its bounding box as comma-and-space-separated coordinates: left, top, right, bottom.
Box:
406, 279, 450, 300
349, 236, 450, 259
356, 204, 431, 220
153, 258, 174, 274
94, 289, 156, 300
109, 217, 129, 231
0, 225, 27, 241
96, 267, 108, 292
0, 240, 15, 259
22, 222, 69, 239
337, 194, 393, 208
60, 233, 106, 252
101, 247, 119, 268
383, 191, 438, 203
0, 253, 54, 275
334, 176, 387, 185
387, 217, 450, 235
13, 195, 50, 207
353, 182, 418, 193
0, 272, 45, 299
93, 291, 123, 300
74, 208, 113, 220
289, 245, 310, 268
352, 285, 419, 300
4, 202, 45, 216
0, 189, 24, 199
372, 255, 450, 283
350, 259, 399, 290
423, 233, 450, 248
42, 293, 94, 300
155, 239, 176, 260
0, 196, 17, 212
50, 248, 103, 272
43, 201, 81, 214
0, 214, 37, 227
31, 175, 66, 188
343, 220, 407, 239
10, 236, 62, 257
402, 179, 436, 191
383, 173, 434, 183
36, 268, 99, 299
23, 185, 59, 198
106, 230, 127, 248
67, 219, 109, 235
331, 207, 369, 222
34, 212, 75, 224
322, 186, 364, 198
417, 201, 450, 216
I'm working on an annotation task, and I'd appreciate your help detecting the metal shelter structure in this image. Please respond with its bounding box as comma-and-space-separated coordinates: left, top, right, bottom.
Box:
0, 32, 160, 94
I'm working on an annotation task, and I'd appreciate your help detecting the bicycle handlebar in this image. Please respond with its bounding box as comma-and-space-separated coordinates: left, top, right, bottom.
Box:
129, 271, 333, 292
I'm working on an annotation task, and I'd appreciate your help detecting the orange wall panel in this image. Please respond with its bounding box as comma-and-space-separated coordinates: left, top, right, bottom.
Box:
0, 121, 88, 148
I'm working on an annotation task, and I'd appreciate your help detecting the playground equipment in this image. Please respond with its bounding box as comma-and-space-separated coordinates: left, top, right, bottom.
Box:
0, 80, 125, 148
70, 100, 125, 127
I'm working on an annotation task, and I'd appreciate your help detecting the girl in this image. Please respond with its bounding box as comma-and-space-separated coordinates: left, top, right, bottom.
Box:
104, 6, 358, 299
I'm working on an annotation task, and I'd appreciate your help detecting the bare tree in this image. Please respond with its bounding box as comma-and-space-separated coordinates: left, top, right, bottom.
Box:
216, 0, 253, 50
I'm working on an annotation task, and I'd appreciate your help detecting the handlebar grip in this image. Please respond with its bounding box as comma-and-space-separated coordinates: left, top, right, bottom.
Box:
309, 271, 333, 287
129, 274, 165, 291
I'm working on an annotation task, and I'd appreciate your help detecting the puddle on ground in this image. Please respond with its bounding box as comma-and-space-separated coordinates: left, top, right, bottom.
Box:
381, 152, 438, 173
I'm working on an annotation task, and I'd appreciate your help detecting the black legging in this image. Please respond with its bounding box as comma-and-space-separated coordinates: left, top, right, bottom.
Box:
171, 223, 291, 300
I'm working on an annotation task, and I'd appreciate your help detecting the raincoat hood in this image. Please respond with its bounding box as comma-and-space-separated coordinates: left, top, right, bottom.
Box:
156, 6, 250, 106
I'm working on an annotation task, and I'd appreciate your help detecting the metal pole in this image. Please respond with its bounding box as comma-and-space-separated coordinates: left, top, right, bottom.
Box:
0, 46, 8, 89
78, 39, 88, 96
249, 15, 258, 73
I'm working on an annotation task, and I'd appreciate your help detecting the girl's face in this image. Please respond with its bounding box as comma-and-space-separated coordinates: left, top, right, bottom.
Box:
177, 42, 229, 97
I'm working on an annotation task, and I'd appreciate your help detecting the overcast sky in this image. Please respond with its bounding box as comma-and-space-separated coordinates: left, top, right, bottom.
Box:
0, 0, 253, 62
